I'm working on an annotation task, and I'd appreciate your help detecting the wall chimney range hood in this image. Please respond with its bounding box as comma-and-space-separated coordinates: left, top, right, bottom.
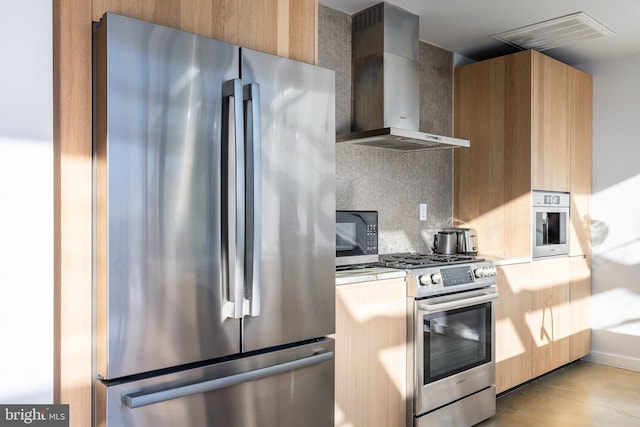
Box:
337, 2, 470, 151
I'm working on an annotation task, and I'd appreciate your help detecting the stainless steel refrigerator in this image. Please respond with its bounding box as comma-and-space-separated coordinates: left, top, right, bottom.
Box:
93, 13, 335, 427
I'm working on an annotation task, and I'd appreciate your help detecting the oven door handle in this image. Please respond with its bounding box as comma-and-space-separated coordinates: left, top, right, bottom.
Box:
418, 291, 499, 313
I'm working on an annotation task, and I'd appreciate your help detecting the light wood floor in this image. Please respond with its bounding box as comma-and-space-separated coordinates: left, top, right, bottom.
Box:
476, 361, 640, 427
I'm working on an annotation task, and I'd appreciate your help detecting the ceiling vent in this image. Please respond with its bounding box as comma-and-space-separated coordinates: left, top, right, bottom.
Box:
491, 11, 615, 51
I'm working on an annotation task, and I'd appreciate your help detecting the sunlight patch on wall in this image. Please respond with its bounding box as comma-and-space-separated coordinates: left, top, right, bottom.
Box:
0, 136, 53, 403
590, 288, 640, 332
592, 173, 640, 266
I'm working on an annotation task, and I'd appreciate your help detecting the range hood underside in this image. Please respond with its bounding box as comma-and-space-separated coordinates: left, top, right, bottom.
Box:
336, 127, 470, 151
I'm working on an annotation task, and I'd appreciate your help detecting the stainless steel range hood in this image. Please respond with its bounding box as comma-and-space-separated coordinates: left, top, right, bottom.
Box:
336, 128, 470, 150
337, 2, 470, 151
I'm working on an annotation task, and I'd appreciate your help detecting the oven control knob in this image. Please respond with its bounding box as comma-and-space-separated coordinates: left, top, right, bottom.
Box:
431, 273, 442, 285
419, 274, 431, 286
474, 268, 485, 278
481, 266, 496, 277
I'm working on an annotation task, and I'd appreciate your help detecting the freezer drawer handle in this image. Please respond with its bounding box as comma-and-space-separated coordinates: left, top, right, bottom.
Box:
124, 351, 334, 409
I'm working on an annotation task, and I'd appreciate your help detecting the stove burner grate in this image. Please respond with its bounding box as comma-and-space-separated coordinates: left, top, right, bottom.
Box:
377, 252, 482, 269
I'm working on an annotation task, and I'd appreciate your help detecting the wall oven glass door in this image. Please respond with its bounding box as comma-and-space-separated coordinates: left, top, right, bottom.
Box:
532, 206, 569, 257
414, 288, 497, 415
532, 191, 570, 258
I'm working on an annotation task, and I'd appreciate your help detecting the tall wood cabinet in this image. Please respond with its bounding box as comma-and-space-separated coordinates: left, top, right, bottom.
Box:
454, 50, 592, 393
453, 49, 591, 259
53, 2, 319, 425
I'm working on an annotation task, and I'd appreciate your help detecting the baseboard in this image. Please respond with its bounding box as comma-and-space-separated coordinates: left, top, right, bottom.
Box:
582, 351, 640, 372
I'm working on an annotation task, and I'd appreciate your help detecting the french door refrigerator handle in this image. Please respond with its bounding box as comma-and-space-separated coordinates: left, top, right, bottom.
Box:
222, 78, 245, 320
124, 351, 334, 409
243, 83, 261, 317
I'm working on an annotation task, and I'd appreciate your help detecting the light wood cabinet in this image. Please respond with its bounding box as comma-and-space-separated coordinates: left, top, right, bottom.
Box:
454, 50, 591, 259
568, 70, 593, 257
528, 257, 571, 378
335, 278, 407, 427
569, 255, 592, 360
91, 0, 318, 65
496, 257, 590, 393
531, 52, 571, 192
495, 263, 532, 393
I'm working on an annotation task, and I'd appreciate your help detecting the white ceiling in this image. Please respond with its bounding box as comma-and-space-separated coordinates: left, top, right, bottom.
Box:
320, 0, 640, 66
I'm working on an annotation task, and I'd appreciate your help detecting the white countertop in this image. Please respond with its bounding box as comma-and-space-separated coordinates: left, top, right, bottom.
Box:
335, 266, 407, 286
478, 254, 532, 266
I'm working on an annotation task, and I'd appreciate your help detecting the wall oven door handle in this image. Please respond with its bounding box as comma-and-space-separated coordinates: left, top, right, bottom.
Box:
418, 291, 498, 313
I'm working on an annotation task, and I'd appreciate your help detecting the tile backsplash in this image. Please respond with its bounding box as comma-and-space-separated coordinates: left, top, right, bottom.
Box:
319, 4, 456, 254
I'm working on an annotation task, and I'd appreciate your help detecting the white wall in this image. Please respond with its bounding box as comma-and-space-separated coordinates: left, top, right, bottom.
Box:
0, 1, 53, 402
578, 55, 640, 371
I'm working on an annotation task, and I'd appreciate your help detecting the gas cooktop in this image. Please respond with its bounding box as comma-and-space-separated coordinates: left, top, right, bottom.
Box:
378, 253, 496, 298
377, 253, 483, 269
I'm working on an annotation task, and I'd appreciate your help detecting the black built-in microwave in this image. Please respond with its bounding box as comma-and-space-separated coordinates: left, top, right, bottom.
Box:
336, 210, 378, 268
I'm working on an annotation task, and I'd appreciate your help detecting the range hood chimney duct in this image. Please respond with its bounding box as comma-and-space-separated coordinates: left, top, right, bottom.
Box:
337, 2, 469, 151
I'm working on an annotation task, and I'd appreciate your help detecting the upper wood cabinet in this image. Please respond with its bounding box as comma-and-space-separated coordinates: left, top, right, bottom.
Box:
568, 70, 593, 257
91, 0, 318, 64
453, 50, 592, 258
531, 52, 571, 192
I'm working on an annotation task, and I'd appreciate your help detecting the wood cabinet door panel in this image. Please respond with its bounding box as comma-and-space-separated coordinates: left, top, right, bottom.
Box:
495, 263, 532, 393
454, 57, 508, 256
528, 257, 571, 377
569, 256, 591, 360
531, 52, 571, 192
569, 69, 593, 257
92, 0, 317, 64
335, 278, 407, 427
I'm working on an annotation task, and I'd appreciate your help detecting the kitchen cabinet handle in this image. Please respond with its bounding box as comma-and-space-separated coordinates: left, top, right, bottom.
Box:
222, 78, 245, 320
124, 351, 334, 409
243, 83, 261, 317
418, 291, 499, 313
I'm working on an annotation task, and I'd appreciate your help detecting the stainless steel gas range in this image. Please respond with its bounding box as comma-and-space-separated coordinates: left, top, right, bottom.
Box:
378, 253, 499, 427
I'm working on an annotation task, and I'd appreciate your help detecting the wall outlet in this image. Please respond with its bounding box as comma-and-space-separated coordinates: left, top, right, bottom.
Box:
419, 203, 427, 221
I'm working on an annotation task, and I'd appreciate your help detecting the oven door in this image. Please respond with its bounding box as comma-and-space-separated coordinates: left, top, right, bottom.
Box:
414, 287, 498, 416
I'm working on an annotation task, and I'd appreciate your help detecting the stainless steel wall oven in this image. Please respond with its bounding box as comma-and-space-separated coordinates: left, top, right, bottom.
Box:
532, 190, 569, 258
